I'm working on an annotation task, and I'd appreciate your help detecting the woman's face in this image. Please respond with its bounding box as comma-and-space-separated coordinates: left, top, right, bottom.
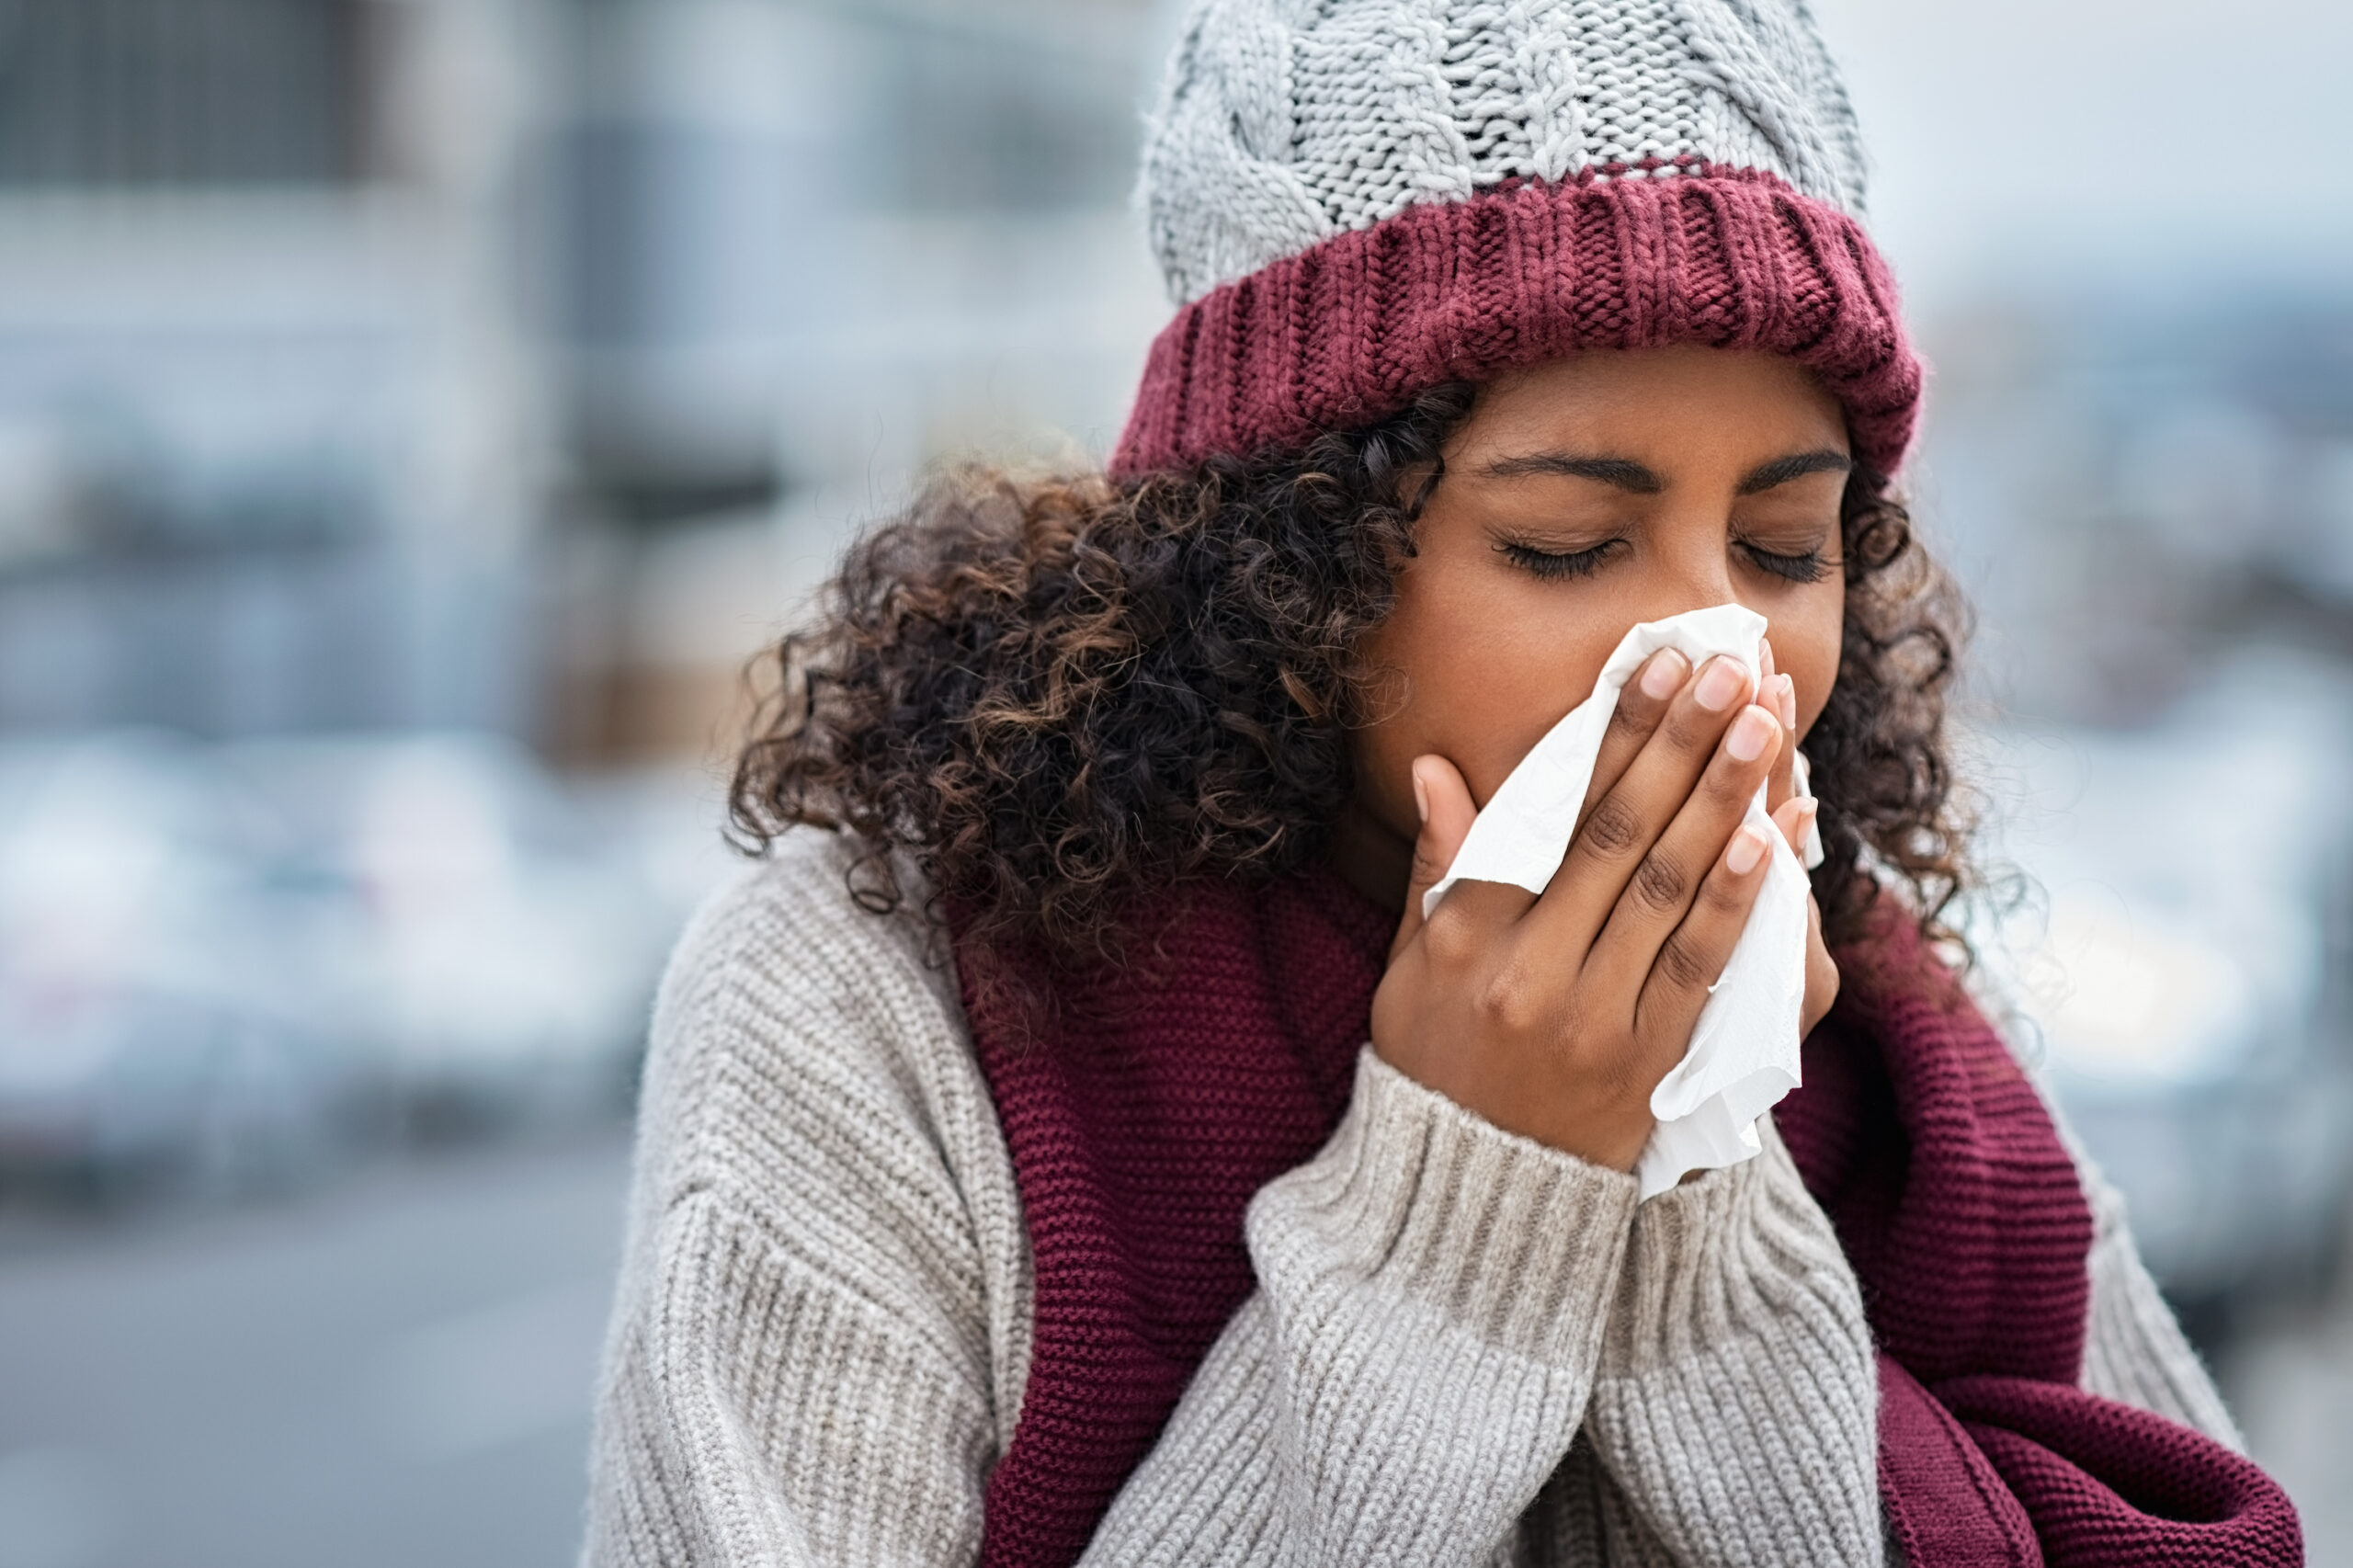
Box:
1340, 345, 1849, 904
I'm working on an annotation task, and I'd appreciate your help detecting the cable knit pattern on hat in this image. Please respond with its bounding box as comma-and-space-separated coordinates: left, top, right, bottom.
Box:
1116, 0, 1921, 479
1145, 0, 1868, 301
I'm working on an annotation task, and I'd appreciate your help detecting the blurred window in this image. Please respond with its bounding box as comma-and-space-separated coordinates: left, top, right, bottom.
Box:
862, 14, 1139, 212
0, 0, 368, 186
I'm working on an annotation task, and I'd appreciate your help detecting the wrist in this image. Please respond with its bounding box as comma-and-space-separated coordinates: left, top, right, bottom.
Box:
1369, 1030, 1658, 1172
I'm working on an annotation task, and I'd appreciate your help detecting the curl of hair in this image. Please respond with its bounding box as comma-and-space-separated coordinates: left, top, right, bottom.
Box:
732, 384, 1972, 960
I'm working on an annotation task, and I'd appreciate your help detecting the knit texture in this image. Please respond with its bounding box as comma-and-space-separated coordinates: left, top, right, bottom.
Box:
953, 870, 1388, 1565
1115, 0, 1922, 478
581, 831, 2257, 1567
960, 868, 2298, 1565
1143, 0, 1869, 301
1779, 918, 2302, 1563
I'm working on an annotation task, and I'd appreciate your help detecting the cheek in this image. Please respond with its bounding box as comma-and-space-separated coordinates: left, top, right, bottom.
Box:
1355, 559, 1620, 822
1770, 597, 1843, 741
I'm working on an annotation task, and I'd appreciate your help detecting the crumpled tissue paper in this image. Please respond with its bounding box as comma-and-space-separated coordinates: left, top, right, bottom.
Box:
1422, 603, 1823, 1198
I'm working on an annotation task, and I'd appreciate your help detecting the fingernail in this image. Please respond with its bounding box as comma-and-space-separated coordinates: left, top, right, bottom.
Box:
1695, 655, 1747, 712
1727, 824, 1768, 876
1411, 766, 1429, 825
1778, 673, 1797, 728
1728, 706, 1775, 762
1639, 649, 1688, 700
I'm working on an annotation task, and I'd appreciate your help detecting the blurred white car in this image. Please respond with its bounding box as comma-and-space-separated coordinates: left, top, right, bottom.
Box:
0, 730, 701, 1195
218, 733, 679, 1137
0, 733, 359, 1192
1964, 648, 2353, 1316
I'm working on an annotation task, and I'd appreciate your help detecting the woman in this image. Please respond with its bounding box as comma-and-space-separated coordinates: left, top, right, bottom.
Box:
585, 3, 2300, 1563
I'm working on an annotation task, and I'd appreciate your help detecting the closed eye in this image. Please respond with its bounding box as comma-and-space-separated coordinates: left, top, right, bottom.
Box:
1740, 542, 1832, 584
1496, 539, 1626, 580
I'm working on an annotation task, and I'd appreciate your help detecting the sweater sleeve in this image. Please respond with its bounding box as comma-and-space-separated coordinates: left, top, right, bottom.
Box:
1572, 1118, 1883, 1566
2075, 1153, 2245, 1449
582, 848, 1036, 1568
2006, 1051, 2245, 1449
1082, 1048, 1642, 1567
1976, 991, 2245, 1449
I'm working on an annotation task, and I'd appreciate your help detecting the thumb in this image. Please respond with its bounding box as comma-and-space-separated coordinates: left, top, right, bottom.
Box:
1391, 754, 1478, 961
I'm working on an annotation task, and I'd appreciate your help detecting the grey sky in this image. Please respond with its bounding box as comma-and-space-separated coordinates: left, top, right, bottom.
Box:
1812, 0, 2353, 312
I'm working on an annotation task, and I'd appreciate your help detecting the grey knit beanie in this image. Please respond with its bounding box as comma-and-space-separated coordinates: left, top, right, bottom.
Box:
1111, 0, 1919, 480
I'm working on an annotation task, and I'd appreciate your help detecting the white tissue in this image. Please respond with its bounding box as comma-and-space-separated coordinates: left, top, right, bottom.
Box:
1421, 603, 1818, 1199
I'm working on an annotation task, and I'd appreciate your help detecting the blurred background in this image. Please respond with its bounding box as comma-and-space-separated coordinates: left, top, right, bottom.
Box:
0, 1, 2346, 1562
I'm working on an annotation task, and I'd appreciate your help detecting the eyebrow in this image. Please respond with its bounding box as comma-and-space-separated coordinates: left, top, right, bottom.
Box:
1736, 449, 1852, 494
1474, 447, 1853, 496
1477, 453, 1664, 492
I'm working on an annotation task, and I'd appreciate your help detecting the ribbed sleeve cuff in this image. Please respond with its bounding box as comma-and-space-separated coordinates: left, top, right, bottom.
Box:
1603, 1117, 1865, 1375
2078, 1171, 2246, 1452
1247, 1047, 1641, 1369
1579, 1117, 1884, 1564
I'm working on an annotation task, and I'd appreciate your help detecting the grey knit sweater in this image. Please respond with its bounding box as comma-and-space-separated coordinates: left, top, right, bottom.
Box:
582, 829, 2241, 1566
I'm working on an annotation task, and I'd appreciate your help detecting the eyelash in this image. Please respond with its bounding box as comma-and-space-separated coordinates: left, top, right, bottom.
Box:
1497, 540, 1621, 580
1496, 540, 1832, 585
1744, 544, 1833, 584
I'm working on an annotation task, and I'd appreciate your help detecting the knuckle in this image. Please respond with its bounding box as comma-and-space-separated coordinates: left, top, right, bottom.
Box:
1661, 701, 1723, 755
1473, 965, 1549, 1036
1629, 852, 1688, 915
1706, 749, 1765, 803
1421, 903, 1478, 965
1579, 795, 1644, 858
1605, 699, 1656, 743
1655, 929, 1720, 994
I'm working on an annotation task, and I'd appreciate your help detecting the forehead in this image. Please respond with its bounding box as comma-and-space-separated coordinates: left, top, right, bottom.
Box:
1454, 348, 1848, 465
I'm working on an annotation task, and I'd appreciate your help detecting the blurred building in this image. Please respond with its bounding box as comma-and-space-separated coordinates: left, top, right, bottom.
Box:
0, 0, 1171, 761
1923, 295, 2353, 725
0, 0, 561, 739
542, 0, 1168, 761
0, 0, 1178, 1205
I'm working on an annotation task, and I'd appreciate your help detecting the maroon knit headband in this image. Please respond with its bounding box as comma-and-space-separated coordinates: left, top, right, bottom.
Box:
1111, 164, 1923, 482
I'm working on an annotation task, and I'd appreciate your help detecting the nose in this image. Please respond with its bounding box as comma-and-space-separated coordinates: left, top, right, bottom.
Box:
1634, 529, 1743, 627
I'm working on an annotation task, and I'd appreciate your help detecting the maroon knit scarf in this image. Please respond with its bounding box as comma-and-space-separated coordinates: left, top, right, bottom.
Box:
951, 869, 2301, 1566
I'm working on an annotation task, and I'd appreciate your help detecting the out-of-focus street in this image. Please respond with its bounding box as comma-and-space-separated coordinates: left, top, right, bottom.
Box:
0, 1131, 631, 1568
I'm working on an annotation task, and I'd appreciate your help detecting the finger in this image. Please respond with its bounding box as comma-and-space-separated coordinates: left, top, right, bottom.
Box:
1631, 817, 1776, 1060
1532, 653, 1758, 954
1770, 796, 1818, 862
1579, 700, 1782, 1002
1392, 753, 1516, 960
1762, 639, 1798, 817
1578, 648, 1688, 837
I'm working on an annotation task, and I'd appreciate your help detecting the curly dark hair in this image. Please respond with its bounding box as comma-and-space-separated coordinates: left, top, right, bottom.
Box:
731, 382, 1972, 961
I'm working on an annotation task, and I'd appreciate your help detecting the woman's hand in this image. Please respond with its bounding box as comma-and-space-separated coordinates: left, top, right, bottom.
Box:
1371, 645, 1824, 1171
